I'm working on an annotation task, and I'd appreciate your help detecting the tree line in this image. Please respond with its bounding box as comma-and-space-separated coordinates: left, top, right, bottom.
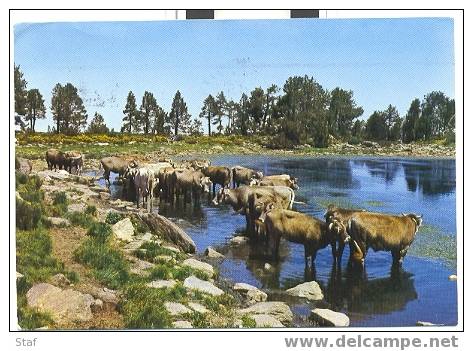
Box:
14, 64, 455, 146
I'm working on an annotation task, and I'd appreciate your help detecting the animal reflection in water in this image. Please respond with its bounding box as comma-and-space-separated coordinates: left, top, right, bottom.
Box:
325, 265, 417, 316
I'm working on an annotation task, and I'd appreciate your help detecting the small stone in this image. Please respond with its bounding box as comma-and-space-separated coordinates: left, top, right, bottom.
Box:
310, 308, 350, 327
164, 302, 192, 316
188, 302, 209, 314
67, 203, 86, 213
99, 192, 111, 200
146, 280, 177, 289
182, 258, 214, 278
26, 283, 94, 324
252, 314, 285, 328
46, 217, 71, 227
172, 320, 193, 328
230, 236, 249, 245
16, 272, 24, 281
205, 246, 225, 259
247, 289, 268, 303
49, 273, 71, 288
112, 218, 135, 242
233, 282, 259, 292
238, 302, 293, 323
286, 281, 324, 301
183, 276, 224, 296
449, 274, 457, 281
264, 263, 273, 271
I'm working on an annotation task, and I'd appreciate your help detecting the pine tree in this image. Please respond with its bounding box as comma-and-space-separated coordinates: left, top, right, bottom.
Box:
168, 90, 192, 136
122, 91, 138, 133
199, 95, 216, 136
87, 112, 109, 134
25, 89, 46, 132
14, 65, 28, 127
50, 83, 88, 134
140, 91, 157, 134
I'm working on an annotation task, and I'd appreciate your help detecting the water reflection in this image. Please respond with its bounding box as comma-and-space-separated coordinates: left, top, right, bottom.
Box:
354, 159, 401, 184
324, 265, 417, 316
402, 160, 456, 196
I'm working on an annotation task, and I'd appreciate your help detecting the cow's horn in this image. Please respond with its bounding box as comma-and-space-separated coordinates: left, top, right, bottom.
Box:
328, 223, 333, 230
401, 213, 407, 216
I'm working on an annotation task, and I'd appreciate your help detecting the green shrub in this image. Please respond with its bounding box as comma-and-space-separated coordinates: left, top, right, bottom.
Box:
241, 315, 257, 328
17, 296, 54, 330
16, 198, 43, 231
148, 263, 210, 282
84, 205, 97, 216
129, 214, 149, 234
16, 228, 65, 288
67, 211, 95, 228
105, 211, 124, 225
134, 241, 177, 262
87, 222, 112, 244
74, 238, 129, 289
121, 282, 188, 328
52, 191, 68, 206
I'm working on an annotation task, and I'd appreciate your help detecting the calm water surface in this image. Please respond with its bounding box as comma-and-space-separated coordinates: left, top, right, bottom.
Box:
104, 155, 458, 327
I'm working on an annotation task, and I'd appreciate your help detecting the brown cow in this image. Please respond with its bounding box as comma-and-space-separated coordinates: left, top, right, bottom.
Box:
171, 169, 211, 204
212, 185, 294, 237
202, 166, 232, 195
100, 156, 138, 186
252, 174, 299, 190
263, 208, 348, 266
232, 166, 263, 188
346, 212, 422, 267
64, 151, 83, 175
45, 149, 67, 171
324, 205, 366, 264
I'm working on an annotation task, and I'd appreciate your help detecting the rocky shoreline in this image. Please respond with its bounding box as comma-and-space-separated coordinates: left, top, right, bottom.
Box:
16, 169, 351, 329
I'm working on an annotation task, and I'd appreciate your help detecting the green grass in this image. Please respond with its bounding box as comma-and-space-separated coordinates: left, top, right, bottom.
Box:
17, 295, 54, 330
133, 241, 182, 262
241, 315, 257, 328
16, 228, 65, 288
105, 211, 124, 225
410, 224, 457, 267
84, 205, 97, 217
315, 196, 362, 210
74, 236, 130, 289
120, 282, 190, 328
67, 211, 96, 228
147, 263, 210, 282
364, 200, 385, 207
87, 221, 112, 244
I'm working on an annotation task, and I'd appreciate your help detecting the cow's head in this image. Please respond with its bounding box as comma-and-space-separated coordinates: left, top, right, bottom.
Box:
249, 178, 259, 186
289, 179, 299, 190
257, 202, 275, 224
128, 160, 139, 169
200, 176, 212, 193
402, 213, 423, 231
328, 218, 350, 243
324, 204, 338, 222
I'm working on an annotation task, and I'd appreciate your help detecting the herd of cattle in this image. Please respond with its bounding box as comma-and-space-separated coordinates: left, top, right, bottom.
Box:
45, 149, 423, 270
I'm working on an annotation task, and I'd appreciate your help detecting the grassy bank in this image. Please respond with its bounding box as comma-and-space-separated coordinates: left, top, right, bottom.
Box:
15, 133, 455, 160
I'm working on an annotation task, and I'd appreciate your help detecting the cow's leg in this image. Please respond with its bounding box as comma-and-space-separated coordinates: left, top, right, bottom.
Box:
391, 249, 402, 268
104, 170, 111, 186
273, 235, 281, 261
330, 241, 338, 264
212, 183, 216, 197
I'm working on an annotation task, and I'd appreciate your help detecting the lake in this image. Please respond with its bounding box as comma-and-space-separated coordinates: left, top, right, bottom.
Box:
107, 155, 458, 327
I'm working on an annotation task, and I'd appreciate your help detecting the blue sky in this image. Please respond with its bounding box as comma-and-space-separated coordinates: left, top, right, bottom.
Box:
14, 18, 455, 132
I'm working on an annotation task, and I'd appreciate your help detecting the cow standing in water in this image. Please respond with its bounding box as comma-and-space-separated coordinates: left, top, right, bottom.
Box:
345, 212, 422, 268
